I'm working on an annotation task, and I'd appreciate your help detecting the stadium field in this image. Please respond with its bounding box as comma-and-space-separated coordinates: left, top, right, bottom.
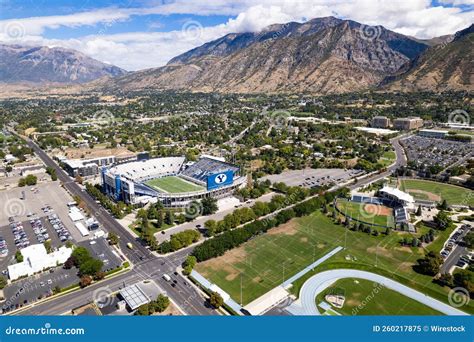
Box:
399, 179, 474, 206
145, 176, 204, 193
336, 199, 394, 228
315, 278, 441, 315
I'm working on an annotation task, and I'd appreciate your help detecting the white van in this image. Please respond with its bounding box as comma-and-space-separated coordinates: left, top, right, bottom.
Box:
162, 274, 171, 282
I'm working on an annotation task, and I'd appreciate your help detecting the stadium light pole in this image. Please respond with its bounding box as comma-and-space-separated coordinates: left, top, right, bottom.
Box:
240, 273, 243, 306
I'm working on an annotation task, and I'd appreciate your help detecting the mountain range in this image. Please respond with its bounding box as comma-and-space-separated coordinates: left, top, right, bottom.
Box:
0, 44, 127, 84
0, 17, 472, 94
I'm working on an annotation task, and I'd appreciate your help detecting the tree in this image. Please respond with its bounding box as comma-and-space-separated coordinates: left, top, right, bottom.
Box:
63, 256, 76, 269
154, 294, 170, 313
44, 240, 53, 253
108, 232, 119, 245
434, 211, 453, 231
209, 291, 224, 309
79, 258, 103, 277
438, 199, 449, 211
79, 275, 92, 288
15, 250, 23, 263
414, 251, 442, 276
464, 232, 474, 248
182, 256, 197, 275
0, 276, 7, 289
25, 174, 37, 186
164, 211, 173, 225
134, 304, 150, 316
202, 197, 218, 216
71, 247, 91, 266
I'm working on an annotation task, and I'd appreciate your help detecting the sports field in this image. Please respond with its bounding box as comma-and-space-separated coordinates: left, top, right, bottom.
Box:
316, 278, 441, 315
336, 199, 395, 228
195, 210, 474, 313
145, 176, 204, 193
399, 179, 474, 206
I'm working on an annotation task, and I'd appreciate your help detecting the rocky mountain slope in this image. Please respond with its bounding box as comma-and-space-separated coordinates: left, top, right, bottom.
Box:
388, 24, 473, 92
0, 44, 127, 84
105, 16, 432, 94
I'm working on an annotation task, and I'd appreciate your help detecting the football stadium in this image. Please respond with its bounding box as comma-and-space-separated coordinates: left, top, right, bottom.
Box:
101, 155, 246, 207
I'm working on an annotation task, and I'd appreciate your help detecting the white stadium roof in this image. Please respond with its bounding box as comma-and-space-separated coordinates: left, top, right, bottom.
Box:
380, 186, 414, 203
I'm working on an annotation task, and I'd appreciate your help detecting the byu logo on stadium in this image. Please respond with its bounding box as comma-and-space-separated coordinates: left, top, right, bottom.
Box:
215, 173, 227, 184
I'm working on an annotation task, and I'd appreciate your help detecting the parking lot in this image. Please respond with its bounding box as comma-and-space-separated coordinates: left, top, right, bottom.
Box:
0, 182, 76, 226
261, 168, 364, 188
1, 266, 78, 313
440, 223, 473, 273
78, 238, 123, 272
401, 136, 473, 172
0, 212, 74, 274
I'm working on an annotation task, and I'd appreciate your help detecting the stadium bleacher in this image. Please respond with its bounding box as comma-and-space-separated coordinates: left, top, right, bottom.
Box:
109, 157, 185, 182
181, 157, 239, 184
351, 195, 395, 207
394, 207, 408, 223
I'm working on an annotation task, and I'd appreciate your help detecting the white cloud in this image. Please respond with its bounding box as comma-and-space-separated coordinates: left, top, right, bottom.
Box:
0, 0, 472, 70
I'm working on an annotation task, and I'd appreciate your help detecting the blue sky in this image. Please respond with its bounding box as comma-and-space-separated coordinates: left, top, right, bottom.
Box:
0, 0, 472, 70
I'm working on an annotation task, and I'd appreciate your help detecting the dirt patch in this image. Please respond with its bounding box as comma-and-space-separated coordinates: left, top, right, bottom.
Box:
346, 299, 362, 307
366, 247, 394, 259
198, 247, 247, 281
267, 221, 298, 236
300, 237, 308, 243
406, 189, 441, 202
63, 147, 134, 159
364, 204, 392, 216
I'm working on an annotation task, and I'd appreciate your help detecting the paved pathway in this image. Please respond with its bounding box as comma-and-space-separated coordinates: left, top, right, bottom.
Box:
288, 269, 468, 316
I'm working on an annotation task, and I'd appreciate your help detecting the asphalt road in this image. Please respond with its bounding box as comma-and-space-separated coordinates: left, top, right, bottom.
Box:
14, 247, 217, 316
13, 134, 408, 316
17, 138, 217, 316
290, 269, 468, 316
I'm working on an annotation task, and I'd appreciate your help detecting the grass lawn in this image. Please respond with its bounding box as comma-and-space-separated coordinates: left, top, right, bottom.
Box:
399, 179, 474, 206
336, 199, 395, 228
195, 208, 473, 313
316, 278, 442, 315
145, 176, 204, 193
195, 212, 341, 305
378, 150, 396, 167
130, 220, 173, 235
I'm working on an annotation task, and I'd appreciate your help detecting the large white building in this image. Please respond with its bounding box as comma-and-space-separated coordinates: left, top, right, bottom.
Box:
378, 186, 415, 210
8, 244, 72, 280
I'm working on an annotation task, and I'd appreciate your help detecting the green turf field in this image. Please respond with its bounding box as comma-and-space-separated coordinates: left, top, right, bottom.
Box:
399, 179, 474, 206
336, 199, 395, 228
316, 278, 441, 315
378, 150, 396, 167
145, 176, 204, 193
196, 210, 474, 313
